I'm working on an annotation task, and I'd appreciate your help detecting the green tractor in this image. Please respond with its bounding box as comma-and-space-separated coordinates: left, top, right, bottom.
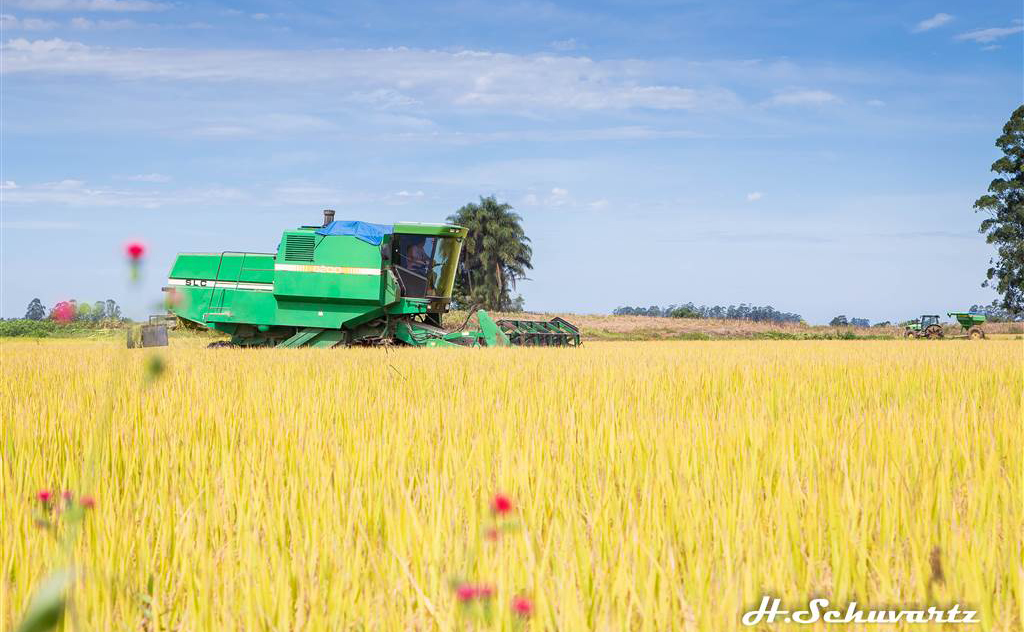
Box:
904, 315, 944, 339
150, 210, 580, 349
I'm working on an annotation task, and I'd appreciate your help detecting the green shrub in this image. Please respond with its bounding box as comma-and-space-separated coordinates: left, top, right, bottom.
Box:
0, 319, 127, 338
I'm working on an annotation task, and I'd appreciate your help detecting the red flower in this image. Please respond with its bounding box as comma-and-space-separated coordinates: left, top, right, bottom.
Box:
61, 491, 74, 501
455, 583, 478, 602
477, 585, 495, 599
512, 595, 533, 618
125, 242, 146, 261
37, 490, 53, 504
491, 493, 513, 516
485, 527, 500, 541
80, 495, 96, 509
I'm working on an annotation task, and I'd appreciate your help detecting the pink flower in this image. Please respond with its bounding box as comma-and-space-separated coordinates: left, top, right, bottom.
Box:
455, 583, 495, 603
61, 491, 74, 501
491, 493, 513, 516
80, 495, 96, 509
52, 302, 75, 323
485, 527, 500, 541
512, 595, 533, 618
37, 490, 53, 504
163, 288, 183, 309
455, 583, 478, 602
125, 242, 146, 260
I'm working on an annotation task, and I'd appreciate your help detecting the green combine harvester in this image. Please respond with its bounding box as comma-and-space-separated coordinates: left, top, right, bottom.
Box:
154, 210, 580, 349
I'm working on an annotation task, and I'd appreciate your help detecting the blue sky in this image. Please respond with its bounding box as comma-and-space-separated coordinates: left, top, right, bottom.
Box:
1, 0, 1021, 324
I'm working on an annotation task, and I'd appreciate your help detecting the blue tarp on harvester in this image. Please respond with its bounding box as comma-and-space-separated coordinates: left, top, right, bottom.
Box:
316, 221, 393, 246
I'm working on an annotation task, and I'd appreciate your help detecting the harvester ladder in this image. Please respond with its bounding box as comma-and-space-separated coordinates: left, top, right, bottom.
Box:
202, 250, 275, 321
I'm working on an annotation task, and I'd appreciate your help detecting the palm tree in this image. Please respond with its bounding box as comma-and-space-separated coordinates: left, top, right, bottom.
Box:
447, 196, 532, 311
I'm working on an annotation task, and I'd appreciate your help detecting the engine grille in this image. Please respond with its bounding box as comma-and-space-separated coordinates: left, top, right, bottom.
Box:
284, 234, 315, 262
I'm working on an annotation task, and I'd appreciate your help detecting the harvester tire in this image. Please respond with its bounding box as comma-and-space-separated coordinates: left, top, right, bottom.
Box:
968, 327, 985, 340
207, 341, 234, 348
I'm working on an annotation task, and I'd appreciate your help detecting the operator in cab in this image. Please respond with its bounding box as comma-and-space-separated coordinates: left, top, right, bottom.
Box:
405, 241, 431, 275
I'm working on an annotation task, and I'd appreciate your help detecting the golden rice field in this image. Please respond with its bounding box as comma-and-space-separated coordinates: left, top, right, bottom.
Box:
1, 339, 1021, 631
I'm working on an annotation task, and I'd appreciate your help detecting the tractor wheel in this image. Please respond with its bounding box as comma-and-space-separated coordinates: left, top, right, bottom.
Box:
925, 324, 944, 339
904, 330, 916, 338
968, 327, 985, 340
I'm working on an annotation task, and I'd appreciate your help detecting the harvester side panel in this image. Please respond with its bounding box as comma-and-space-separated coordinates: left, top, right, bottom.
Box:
170, 253, 276, 285
201, 290, 381, 330
272, 233, 384, 303
273, 271, 382, 302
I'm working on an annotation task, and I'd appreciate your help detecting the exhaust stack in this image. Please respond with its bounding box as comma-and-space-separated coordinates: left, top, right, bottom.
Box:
323, 209, 335, 226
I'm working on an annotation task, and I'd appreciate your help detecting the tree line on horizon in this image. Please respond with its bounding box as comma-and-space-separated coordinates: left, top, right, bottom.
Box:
18, 298, 126, 323
613, 303, 805, 323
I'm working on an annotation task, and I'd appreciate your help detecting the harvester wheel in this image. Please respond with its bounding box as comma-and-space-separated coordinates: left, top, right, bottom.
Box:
207, 340, 234, 348
924, 324, 943, 339
968, 327, 985, 340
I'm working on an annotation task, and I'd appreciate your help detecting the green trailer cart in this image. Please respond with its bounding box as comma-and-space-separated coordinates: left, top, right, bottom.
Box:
947, 312, 986, 340
150, 210, 580, 349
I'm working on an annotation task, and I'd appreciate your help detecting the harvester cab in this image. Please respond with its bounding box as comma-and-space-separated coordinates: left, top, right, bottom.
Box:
157, 210, 580, 349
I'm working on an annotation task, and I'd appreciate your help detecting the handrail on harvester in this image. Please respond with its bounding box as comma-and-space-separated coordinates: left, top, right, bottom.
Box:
202, 250, 278, 321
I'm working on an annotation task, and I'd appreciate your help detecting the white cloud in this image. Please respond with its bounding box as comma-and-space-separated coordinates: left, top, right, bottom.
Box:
765, 89, 841, 106
546, 187, 571, 207
913, 13, 953, 33
345, 89, 422, 109
268, 185, 346, 206
588, 199, 609, 210
1, 179, 246, 208
1, 220, 82, 230
46, 179, 86, 189
251, 12, 268, 20
3, 38, 83, 54
746, 191, 763, 202
395, 190, 424, 197
122, 173, 171, 182
70, 16, 138, 29
866, 99, 885, 107
7, 0, 168, 11
955, 23, 1024, 44
1, 13, 59, 29
375, 126, 705, 145
1, 180, 19, 189
0, 40, 740, 113
550, 38, 578, 51
189, 114, 338, 138
190, 124, 254, 138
